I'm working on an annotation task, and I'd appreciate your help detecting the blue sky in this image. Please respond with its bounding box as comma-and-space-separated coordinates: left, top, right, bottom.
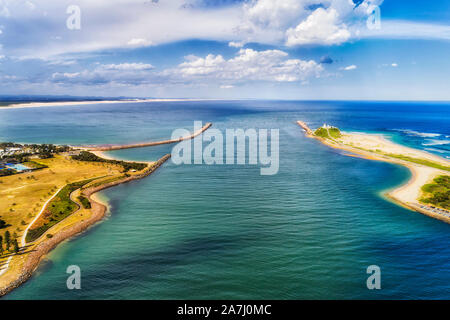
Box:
0, 0, 449, 100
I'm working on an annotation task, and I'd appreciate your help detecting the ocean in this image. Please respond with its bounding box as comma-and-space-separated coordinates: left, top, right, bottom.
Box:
1, 100, 449, 299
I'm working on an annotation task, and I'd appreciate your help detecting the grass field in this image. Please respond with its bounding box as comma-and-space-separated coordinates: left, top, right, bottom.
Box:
420, 175, 450, 209
25, 177, 101, 242
314, 127, 342, 139
386, 154, 450, 172
0, 154, 124, 285
77, 195, 91, 209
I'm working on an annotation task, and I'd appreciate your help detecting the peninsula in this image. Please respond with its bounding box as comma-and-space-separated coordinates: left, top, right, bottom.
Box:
0, 123, 213, 296
297, 121, 450, 223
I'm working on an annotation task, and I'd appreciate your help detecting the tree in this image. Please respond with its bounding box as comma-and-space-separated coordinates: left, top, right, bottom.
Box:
13, 239, 19, 254
0, 236, 3, 255
5, 231, 10, 251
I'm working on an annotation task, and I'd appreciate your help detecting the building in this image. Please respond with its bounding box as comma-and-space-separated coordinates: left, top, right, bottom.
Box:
322, 123, 337, 129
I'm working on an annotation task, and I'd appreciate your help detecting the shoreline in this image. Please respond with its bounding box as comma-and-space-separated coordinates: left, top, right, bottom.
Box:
0, 98, 221, 110
90, 150, 155, 167
296, 121, 450, 224
0, 154, 171, 297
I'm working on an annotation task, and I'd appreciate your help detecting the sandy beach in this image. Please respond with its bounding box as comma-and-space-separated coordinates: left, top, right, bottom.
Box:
91, 150, 118, 161
0, 98, 221, 110
297, 121, 450, 223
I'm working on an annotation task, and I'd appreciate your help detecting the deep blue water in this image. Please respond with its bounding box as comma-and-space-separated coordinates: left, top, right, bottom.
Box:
1, 100, 449, 299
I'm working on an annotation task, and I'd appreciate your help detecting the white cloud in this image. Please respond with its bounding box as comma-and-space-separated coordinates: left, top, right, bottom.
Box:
127, 38, 153, 47
228, 41, 245, 48
27, 48, 325, 90
340, 64, 357, 71
381, 63, 399, 68
358, 20, 450, 41
52, 72, 80, 79
286, 8, 351, 46
100, 63, 154, 71
5, 0, 448, 61
51, 62, 157, 86
1, 0, 387, 59
2, 0, 242, 59
167, 48, 323, 83
47, 59, 76, 66
244, 0, 304, 30
0, 1, 10, 17
25, 1, 35, 11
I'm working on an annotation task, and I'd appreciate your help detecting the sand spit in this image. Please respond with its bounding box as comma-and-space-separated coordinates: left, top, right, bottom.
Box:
296, 121, 450, 224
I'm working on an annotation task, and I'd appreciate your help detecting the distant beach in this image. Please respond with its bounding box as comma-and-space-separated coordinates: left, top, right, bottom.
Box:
0, 98, 221, 110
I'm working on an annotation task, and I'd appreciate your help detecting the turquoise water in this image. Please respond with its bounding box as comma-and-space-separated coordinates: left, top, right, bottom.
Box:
1, 100, 450, 299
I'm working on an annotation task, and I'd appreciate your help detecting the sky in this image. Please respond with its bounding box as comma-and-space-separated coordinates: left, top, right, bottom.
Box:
0, 0, 449, 100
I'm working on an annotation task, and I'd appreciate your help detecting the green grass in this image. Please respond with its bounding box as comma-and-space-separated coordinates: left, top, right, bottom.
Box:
24, 160, 49, 170
72, 151, 147, 172
328, 128, 342, 139
313, 127, 341, 139
386, 154, 450, 171
314, 127, 330, 139
420, 175, 450, 209
26, 177, 98, 242
83, 174, 127, 189
77, 195, 91, 209
0, 169, 15, 177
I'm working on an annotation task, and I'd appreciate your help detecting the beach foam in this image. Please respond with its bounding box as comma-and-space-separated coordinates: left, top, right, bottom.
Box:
423, 139, 450, 146
393, 129, 441, 138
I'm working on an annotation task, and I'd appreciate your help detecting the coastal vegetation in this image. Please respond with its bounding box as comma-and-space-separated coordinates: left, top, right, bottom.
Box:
72, 151, 147, 172
421, 175, 450, 210
0, 230, 19, 256
0, 219, 11, 229
0, 169, 15, 177
310, 124, 449, 173
386, 154, 450, 172
24, 161, 48, 170
314, 126, 342, 139
299, 120, 450, 224
84, 174, 127, 189
25, 154, 150, 242
0, 154, 124, 284
0, 142, 70, 161
77, 195, 91, 209
25, 177, 99, 242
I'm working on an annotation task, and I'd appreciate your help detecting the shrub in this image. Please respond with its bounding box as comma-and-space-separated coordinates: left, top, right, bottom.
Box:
72, 151, 147, 172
